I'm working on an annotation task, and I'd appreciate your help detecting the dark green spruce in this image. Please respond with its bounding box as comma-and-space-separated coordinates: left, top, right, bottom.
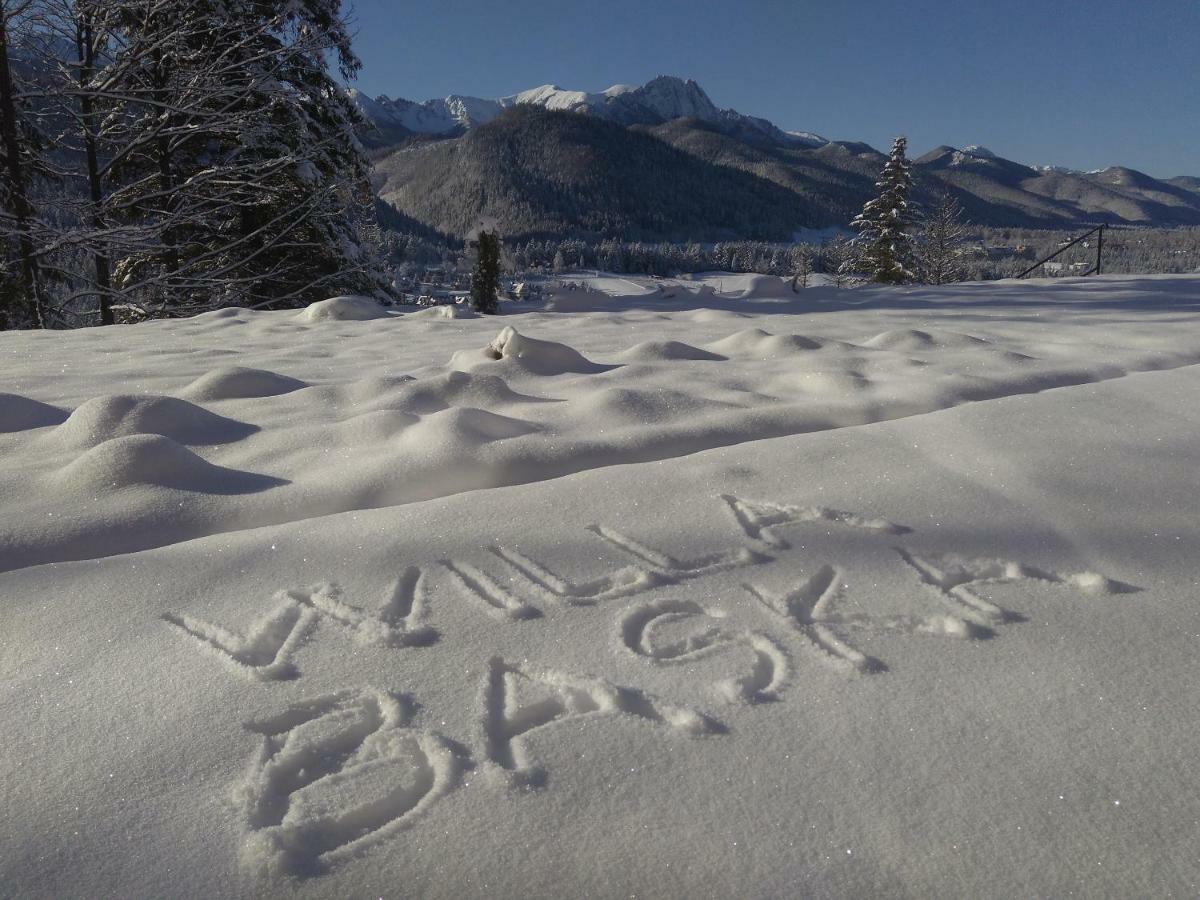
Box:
470, 227, 501, 314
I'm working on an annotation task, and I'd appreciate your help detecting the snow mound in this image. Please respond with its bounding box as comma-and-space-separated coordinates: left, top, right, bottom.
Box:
473, 327, 612, 375
771, 370, 873, 395
616, 340, 728, 362
179, 366, 308, 402
863, 329, 990, 351
410, 303, 477, 319
295, 295, 390, 322
50, 434, 284, 494
734, 274, 792, 299
315, 374, 417, 407
575, 387, 738, 426
707, 328, 829, 356
333, 408, 421, 442
391, 370, 550, 414
707, 274, 791, 299
185, 307, 256, 325
400, 406, 539, 447
0, 392, 69, 431
53, 394, 258, 449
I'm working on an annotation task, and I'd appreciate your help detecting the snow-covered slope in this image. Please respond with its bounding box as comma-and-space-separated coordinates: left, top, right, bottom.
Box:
786, 129, 829, 148
915, 144, 1036, 175
3, 275, 1200, 897
960, 144, 997, 159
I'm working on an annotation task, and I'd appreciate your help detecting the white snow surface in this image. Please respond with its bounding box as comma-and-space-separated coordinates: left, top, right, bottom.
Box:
3, 274, 1200, 897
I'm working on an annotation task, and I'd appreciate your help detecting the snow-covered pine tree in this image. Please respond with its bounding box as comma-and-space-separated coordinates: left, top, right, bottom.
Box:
470, 225, 500, 314
92, 0, 386, 316
914, 191, 967, 285
851, 135, 916, 284
224, 0, 389, 308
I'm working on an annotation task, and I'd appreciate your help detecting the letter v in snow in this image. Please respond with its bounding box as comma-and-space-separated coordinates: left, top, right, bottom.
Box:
162, 597, 317, 681
162, 570, 436, 680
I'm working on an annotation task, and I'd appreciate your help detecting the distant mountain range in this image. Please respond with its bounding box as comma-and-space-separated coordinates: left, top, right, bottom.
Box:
353, 76, 804, 147
354, 76, 1200, 242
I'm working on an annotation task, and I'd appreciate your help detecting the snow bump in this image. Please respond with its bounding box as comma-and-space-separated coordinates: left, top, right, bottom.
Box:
52, 394, 258, 449
179, 366, 308, 402
472, 326, 613, 375
0, 392, 69, 431
50, 433, 285, 494
616, 340, 727, 362
296, 295, 391, 322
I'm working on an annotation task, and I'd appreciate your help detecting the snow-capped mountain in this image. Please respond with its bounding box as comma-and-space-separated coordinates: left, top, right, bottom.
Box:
351, 76, 815, 146
1034, 164, 1084, 175
350, 90, 505, 133
362, 74, 1200, 237
960, 144, 997, 159
914, 144, 1031, 173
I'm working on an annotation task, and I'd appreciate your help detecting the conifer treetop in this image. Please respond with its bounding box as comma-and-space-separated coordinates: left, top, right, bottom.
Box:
850, 134, 916, 285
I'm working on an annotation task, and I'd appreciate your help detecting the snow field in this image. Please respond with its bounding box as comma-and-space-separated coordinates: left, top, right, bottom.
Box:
3, 275, 1199, 574
1, 274, 1199, 897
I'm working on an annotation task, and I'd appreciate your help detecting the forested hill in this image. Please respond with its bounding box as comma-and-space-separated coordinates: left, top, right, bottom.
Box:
366, 82, 1200, 243
372, 107, 820, 242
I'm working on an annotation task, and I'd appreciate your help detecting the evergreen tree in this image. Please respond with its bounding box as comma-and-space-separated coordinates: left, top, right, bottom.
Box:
223, 0, 388, 308
914, 191, 967, 285
851, 135, 916, 284
92, 0, 386, 315
470, 225, 500, 314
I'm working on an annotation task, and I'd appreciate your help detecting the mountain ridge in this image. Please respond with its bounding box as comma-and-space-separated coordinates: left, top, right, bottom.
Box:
358, 76, 1200, 239
351, 75, 805, 149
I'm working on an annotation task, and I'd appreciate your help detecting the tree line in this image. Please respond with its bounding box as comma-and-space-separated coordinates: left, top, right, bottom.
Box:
0, 0, 385, 330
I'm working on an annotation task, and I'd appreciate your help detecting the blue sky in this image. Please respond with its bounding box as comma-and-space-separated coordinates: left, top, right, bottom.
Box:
347, 0, 1199, 177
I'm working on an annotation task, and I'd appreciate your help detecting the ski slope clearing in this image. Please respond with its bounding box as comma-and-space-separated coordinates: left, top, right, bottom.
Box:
2, 275, 1199, 897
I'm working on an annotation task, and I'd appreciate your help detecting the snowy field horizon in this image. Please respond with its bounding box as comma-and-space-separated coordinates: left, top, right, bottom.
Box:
3, 273, 1199, 897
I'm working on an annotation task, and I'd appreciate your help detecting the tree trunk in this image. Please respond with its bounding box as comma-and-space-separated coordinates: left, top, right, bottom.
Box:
0, 9, 44, 329
76, 10, 112, 324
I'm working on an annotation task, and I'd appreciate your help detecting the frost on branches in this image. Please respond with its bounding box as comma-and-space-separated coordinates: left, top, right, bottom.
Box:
914, 192, 968, 285
849, 136, 916, 285
1, 0, 390, 329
